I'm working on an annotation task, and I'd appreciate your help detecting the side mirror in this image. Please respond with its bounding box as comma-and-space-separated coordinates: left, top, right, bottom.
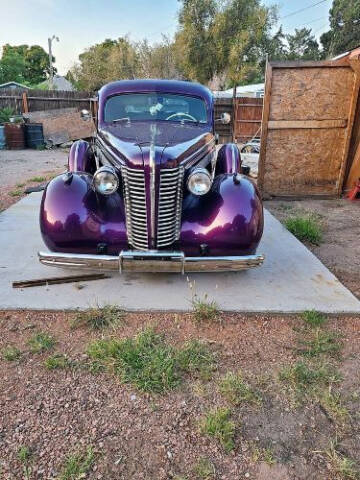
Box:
80, 109, 91, 121
215, 112, 231, 124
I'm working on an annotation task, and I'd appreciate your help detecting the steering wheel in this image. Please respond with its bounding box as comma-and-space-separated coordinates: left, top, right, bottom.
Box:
165, 112, 197, 122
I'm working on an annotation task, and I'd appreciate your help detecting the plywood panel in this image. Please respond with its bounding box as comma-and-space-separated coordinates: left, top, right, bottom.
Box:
270, 67, 353, 121
263, 128, 346, 196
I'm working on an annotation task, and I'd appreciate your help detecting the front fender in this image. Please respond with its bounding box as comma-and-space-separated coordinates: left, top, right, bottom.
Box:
179, 173, 263, 256
40, 172, 127, 254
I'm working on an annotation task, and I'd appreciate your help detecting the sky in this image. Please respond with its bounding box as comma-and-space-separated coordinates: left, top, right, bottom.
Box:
0, 0, 333, 75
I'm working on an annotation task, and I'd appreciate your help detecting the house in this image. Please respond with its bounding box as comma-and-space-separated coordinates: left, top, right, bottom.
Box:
213, 83, 264, 99
0, 81, 29, 91
39, 75, 75, 91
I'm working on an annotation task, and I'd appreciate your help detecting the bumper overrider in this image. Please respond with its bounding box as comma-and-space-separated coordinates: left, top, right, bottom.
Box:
38, 250, 264, 273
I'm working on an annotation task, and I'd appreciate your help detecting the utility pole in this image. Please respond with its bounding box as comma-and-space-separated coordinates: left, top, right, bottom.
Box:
48, 35, 59, 90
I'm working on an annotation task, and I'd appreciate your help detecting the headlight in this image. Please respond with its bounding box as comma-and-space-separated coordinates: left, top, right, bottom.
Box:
187, 168, 212, 196
93, 166, 119, 195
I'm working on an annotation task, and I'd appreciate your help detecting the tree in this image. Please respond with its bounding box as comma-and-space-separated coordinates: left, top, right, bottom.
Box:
286, 28, 321, 60
0, 44, 54, 85
137, 35, 181, 79
321, 0, 360, 57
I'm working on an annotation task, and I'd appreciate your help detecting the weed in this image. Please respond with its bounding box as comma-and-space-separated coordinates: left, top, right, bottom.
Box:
193, 457, 216, 479
192, 294, 219, 322
29, 176, 46, 183
284, 214, 322, 245
2, 345, 21, 361
299, 330, 341, 358
28, 332, 56, 353
58, 446, 94, 480
302, 310, 327, 328
325, 441, 359, 480
16, 183, 25, 188
200, 407, 235, 452
86, 327, 214, 393
279, 361, 341, 394
177, 340, 214, 380
320, 390, 349, 423
17, 446, 32, 480
44, 353, 70, 370
9, 190, 23, 197
219, 371, 261, 406
251, 445, 276, 466
72, 305, 124, 330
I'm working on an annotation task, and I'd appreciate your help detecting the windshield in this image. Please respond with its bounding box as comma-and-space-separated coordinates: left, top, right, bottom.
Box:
104, 93, 208, 124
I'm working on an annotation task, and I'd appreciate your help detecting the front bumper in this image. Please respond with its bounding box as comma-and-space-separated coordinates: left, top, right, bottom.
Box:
38, 250, 264, 273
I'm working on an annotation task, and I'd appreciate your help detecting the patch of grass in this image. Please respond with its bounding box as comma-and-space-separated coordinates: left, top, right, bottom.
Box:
279, 361, 341, 394
86, 327, 214, 393
177, 340, 215, 380
29, 176, 46, 183
299, 330, 341, 358
302, 310, 327, 328
219, 370, 261, 406
57, 446, 94, 480
193, 457, 216, 479
28, 331, 56, 353
200, 407, 235, 452
320, 390, 349, 423
44, 353, 70, 370
72, 305, 124, 330
284, 214, 322, 245
9, 189, 23, 197
251, 445, 276, 466
16, 183, 25, 188
326, 442, 359, 480
17, 446, 32, 480
2, 345, 21, 361
192, 294, 219, 322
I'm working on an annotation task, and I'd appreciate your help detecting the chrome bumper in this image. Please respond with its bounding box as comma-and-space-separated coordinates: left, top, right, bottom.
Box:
38, 250, 264, 273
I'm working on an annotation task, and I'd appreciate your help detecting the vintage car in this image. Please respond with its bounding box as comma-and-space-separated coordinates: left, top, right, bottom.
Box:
38, 79, 264, 273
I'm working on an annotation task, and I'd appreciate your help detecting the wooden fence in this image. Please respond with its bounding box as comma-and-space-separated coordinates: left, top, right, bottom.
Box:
214, 97, 233, 143
0, 88, 93, 114
234, 97, 263, 142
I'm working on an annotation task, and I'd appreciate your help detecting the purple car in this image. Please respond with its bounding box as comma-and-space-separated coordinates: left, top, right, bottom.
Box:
39, 79, 264, 273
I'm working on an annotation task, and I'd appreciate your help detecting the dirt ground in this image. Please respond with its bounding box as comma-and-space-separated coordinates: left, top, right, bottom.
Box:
266, 199, 360, 300
0, 310, 359, 480
0, 149, 68, 211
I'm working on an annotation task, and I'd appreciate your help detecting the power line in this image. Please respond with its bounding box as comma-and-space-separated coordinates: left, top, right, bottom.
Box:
280, 0, 329, 20
289, 15, 328, 29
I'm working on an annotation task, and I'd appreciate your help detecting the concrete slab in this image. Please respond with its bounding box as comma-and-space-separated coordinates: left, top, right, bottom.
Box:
0, 193, 359, 313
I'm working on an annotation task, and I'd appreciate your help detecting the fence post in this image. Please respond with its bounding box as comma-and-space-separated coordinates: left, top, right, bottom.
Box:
22, 92, 29, 113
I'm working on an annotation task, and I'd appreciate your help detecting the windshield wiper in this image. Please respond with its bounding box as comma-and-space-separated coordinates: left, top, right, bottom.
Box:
112, 117, 130, 123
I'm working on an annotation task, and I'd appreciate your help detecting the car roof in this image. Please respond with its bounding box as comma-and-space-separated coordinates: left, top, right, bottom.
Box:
98, 79, 213, 106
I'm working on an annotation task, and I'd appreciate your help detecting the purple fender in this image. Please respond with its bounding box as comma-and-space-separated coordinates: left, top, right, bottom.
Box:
215, 143, 241, 175
68, 140, 96, 174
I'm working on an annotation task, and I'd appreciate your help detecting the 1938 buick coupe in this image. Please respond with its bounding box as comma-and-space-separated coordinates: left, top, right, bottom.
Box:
38, 79, 264, 273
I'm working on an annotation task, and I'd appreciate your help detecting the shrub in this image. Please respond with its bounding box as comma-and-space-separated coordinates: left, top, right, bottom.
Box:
284, 215, 322, 245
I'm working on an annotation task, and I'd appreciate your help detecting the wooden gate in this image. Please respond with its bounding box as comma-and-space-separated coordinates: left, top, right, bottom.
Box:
258, 59, 360, 197
234, 97, 263, 143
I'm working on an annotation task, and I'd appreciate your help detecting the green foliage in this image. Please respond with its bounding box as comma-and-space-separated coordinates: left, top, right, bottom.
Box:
299, 330, 342, 358
219, 370, 261, 405
285, 28, 321, 60
200, 407, 235, 452
29, 176, 46, 183
57, 447, 94, 480
0, 107, 14, 124
279, 361, 341, 393
28, 332, 56, 353
86, 328, 214, 393
72, 305, 124, 330
321, 0, 360, 57
0, 43, 54, 85
17, 446, 32, 480
2, 345, 21, 361
192, 294, 219, 322
302, 310, 327, 328
326, 441, 360, 480
193, 457, 216, 479
284, 214, 322, 245
9, 190, 23, 197
44, 354, 70, 370
177, 339, 215, 379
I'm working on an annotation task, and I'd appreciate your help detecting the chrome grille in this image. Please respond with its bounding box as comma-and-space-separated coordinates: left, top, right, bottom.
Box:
121, 167, 148, 250
121, 165, 184, 250
157, 167, 184, 248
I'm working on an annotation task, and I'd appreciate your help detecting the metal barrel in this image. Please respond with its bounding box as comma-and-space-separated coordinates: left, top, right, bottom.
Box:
0, 126, 5, 149
4, 123, 25, 150
24, 123, 45, 149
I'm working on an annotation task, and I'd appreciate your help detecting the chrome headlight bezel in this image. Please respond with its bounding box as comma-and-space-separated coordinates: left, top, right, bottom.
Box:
93, 165, 119, 196
187, 167, 212, 196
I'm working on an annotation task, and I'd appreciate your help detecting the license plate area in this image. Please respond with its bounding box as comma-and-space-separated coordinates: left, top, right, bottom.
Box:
119, 250, 185, 273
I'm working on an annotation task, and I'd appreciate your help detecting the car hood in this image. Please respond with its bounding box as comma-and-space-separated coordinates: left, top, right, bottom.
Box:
98, 121, 214, 169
